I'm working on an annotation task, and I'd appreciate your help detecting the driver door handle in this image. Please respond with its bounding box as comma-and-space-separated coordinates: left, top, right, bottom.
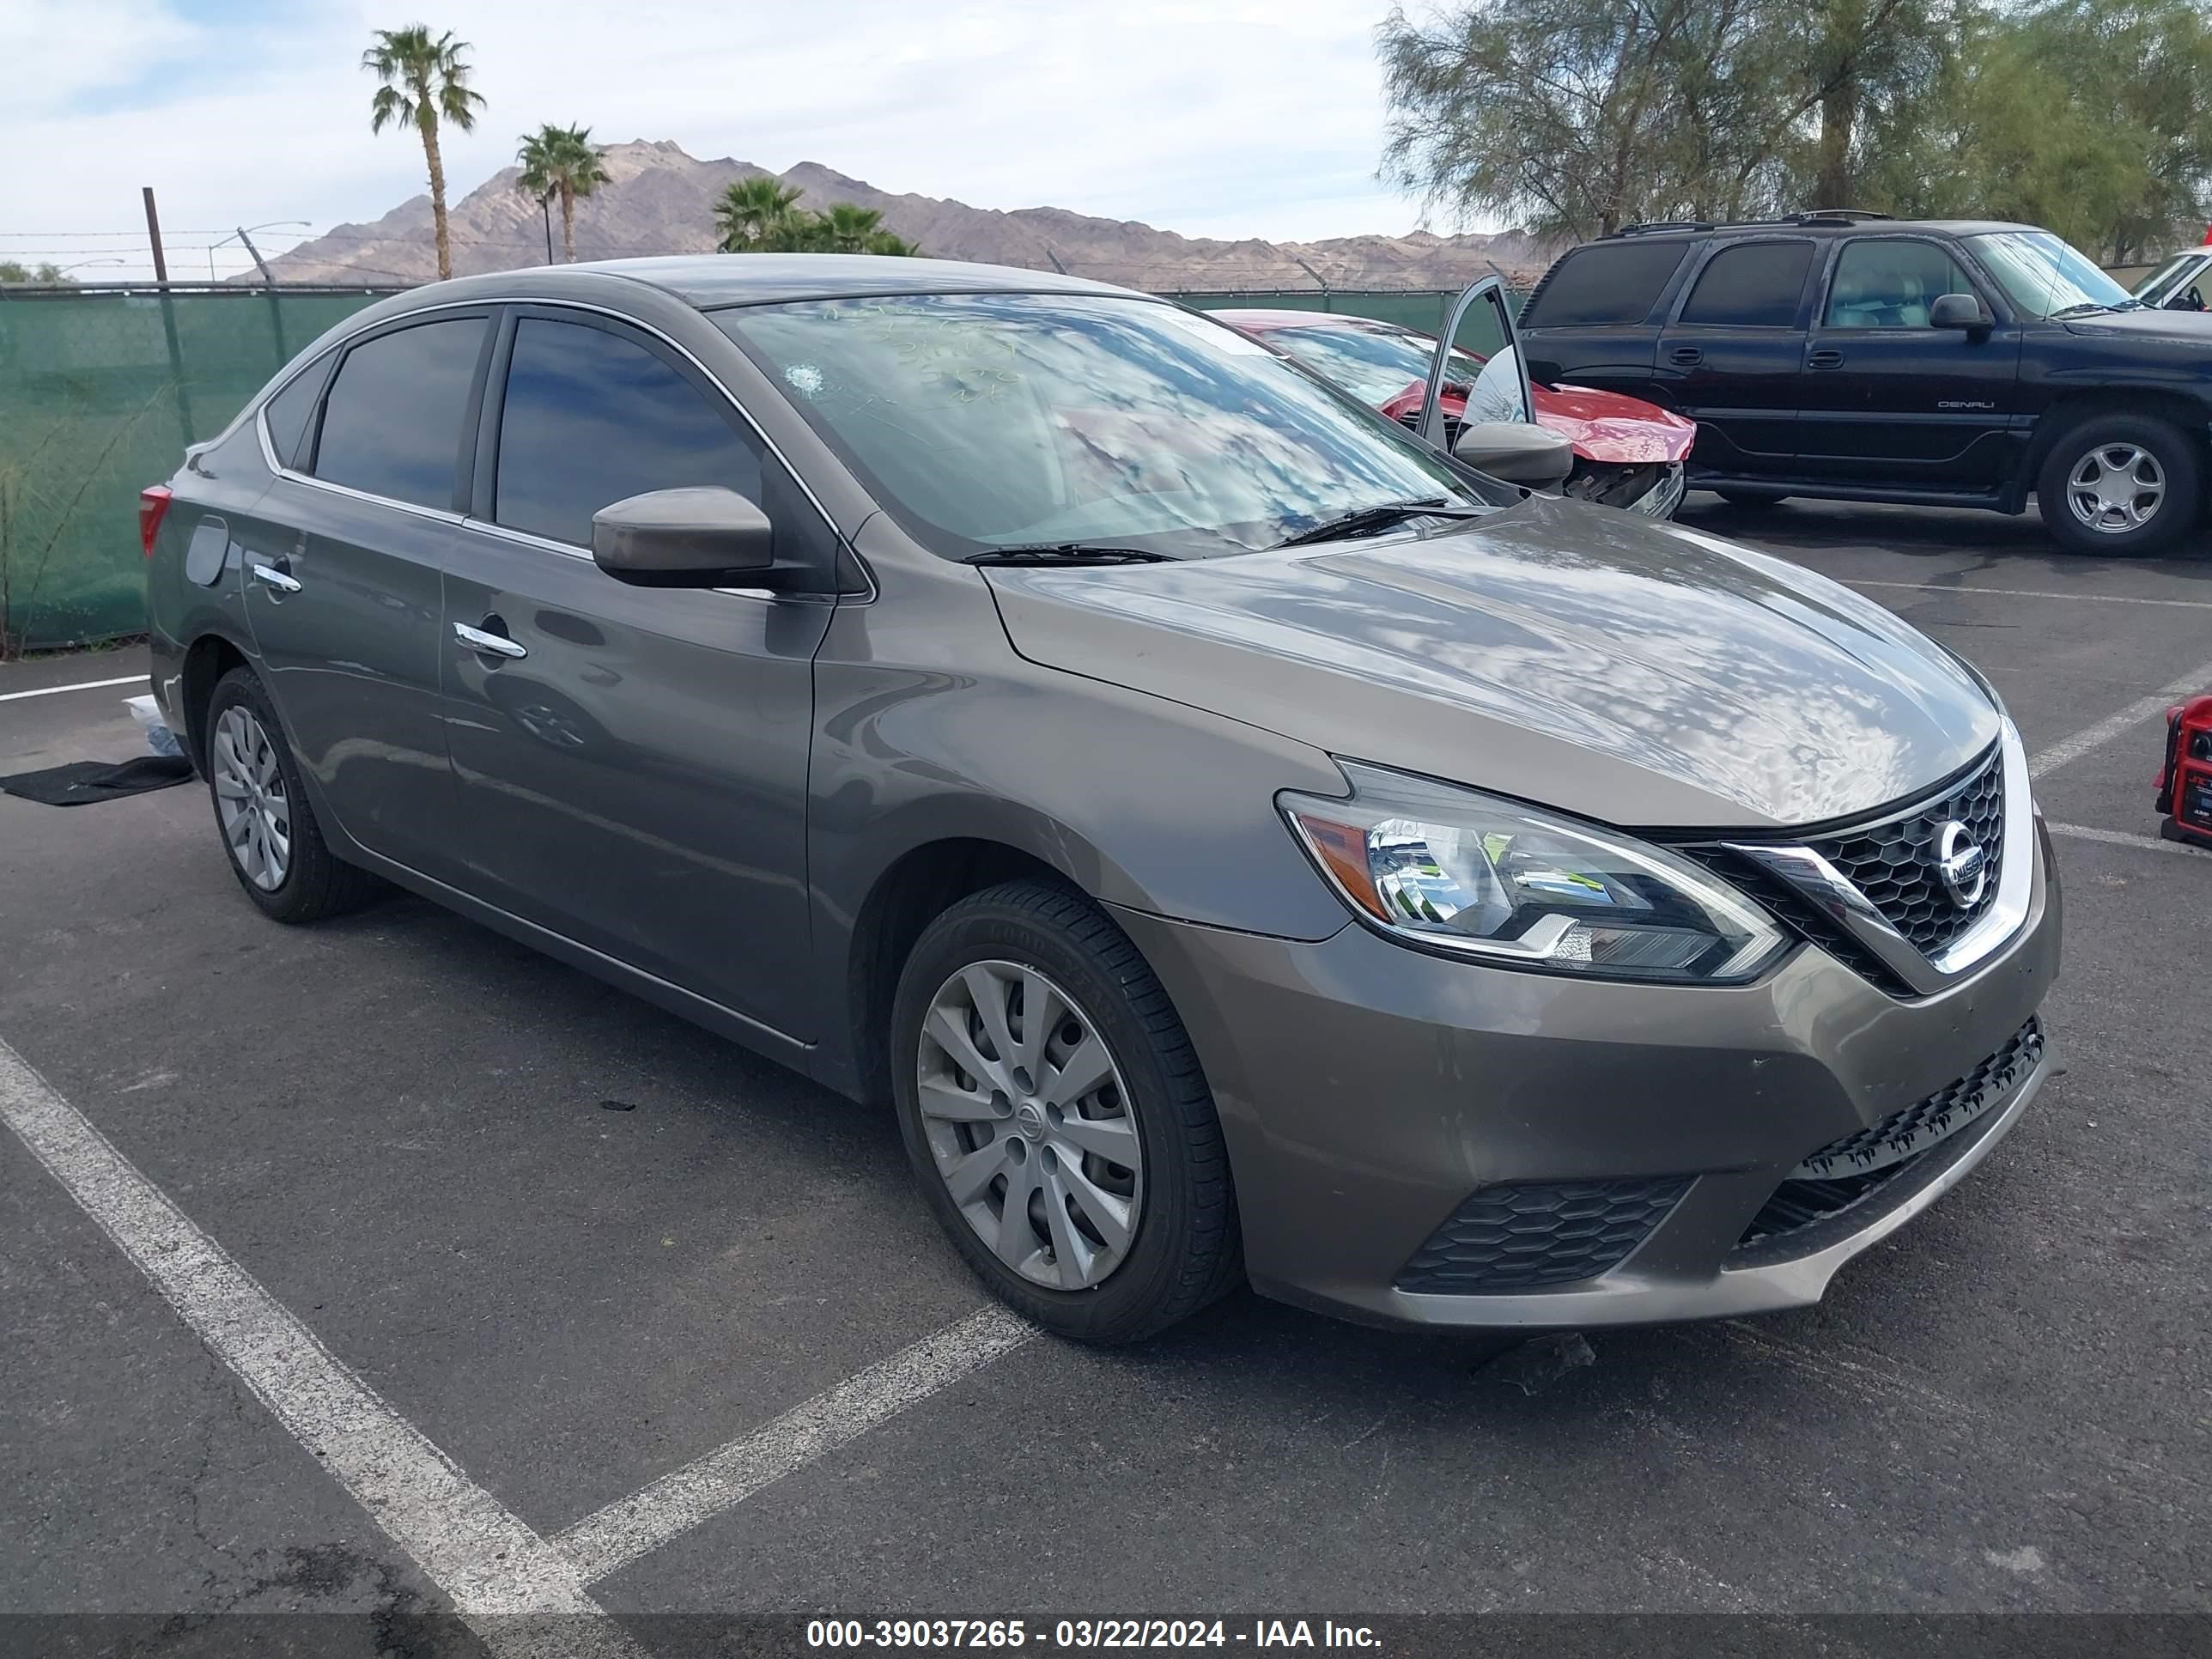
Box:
1809, 348, 1845, 369
453, 620, 527, 660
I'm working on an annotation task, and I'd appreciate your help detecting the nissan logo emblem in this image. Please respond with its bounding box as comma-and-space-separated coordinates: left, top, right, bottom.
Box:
1935, 821, 1988, 908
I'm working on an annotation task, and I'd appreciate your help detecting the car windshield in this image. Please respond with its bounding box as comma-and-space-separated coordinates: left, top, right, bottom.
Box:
712, 292, 1487, 558
1258, 322, 1486, 408
1967, 231, 2137, 319
2131, 253, 2202, 307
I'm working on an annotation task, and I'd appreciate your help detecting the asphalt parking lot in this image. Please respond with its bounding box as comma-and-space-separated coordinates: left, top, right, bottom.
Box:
4, 497, 2209, 1650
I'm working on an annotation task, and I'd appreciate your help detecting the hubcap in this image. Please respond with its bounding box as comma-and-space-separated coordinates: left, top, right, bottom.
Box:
915, 960, 1143, 1290
211, 705, 291, 890
2065, 443, 2165, 534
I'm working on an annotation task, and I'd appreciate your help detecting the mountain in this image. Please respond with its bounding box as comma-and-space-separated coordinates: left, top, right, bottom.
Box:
260, 140, 1553, 292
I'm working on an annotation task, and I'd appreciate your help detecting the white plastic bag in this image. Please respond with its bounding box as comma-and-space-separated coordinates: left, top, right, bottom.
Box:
125, 693, 183, 759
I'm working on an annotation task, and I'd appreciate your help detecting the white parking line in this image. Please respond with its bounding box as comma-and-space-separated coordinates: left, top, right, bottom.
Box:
0, 1037, 649, 1659
2029, 663, 2212, 779
1850, 580, 2212, 611
556, 1304, 1039, 1583
0, 673, 147, 704
2048, 821, 2212, 860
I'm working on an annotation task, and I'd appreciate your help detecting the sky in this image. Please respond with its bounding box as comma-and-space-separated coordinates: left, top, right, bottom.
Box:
1, 0, 1447, 283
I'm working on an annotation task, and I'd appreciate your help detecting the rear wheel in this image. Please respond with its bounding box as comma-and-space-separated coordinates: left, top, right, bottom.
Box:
204, 667, 380, 923
890, 879, 1242, 1343
2037, 412, 2202, 556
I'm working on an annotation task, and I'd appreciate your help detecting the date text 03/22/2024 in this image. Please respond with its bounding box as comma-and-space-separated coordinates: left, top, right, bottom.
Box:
805, 1620, 1383, 1649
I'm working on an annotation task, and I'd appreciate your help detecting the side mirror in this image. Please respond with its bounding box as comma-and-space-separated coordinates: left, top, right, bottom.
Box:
1453, 421, 1574, 491
592, 487, 775, 586
1929, 293, 1993, 331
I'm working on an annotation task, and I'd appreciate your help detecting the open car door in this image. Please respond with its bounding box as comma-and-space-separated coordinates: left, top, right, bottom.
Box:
1418, 276, 1569, 489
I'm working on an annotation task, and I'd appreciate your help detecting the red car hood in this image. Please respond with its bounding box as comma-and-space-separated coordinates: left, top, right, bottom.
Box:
1379, 381, 1695, 465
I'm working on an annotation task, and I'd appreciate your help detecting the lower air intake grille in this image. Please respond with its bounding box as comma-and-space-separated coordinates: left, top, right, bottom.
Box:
1397, 1176, 1691, 1293
1736, 1016, 2044, 1250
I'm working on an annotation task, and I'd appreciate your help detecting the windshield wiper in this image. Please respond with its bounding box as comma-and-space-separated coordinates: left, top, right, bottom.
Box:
1273, 497, 1483, 550
964, 542, 1173, 567
2050, 301, 2134, 319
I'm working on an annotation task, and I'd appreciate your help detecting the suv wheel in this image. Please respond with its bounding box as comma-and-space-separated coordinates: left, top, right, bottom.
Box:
2038, 413, 2201, 556
890, 879, 1242, 1343
204, 667, 380, 923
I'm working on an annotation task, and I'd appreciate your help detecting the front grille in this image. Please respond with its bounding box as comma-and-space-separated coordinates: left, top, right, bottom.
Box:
1805, 745, 2005, 956
1397, 1176, 1690, 1293
1682, 846, 1917, 996
1735, 1016, 2043, 1249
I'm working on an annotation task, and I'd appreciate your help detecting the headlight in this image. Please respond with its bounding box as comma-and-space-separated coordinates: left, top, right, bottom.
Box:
1280, 762, 1790, 984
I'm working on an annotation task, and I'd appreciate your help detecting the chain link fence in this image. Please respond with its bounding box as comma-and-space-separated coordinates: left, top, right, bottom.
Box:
0, 283, 1473, 653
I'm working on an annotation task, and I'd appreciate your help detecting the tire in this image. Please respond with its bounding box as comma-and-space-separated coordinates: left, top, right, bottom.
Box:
2036, 412, 2202, 556
203, 666, 380, 924
1714, 489, 1788, 507
890, 878, 1242, 1343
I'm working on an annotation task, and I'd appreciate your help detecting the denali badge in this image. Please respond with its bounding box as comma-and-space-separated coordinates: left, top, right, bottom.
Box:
1935, 821, 1988, 908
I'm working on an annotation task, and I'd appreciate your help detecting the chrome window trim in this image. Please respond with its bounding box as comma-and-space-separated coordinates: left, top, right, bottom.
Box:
262, 295, 868, 600
1723, 720, 2033, 998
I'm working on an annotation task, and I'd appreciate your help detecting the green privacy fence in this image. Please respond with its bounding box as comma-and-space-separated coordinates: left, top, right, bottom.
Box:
0, 287, 395, 652
0, 283, 1474, 652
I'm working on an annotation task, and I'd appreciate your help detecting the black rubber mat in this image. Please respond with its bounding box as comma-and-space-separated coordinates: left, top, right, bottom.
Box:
0, 755, 194, 806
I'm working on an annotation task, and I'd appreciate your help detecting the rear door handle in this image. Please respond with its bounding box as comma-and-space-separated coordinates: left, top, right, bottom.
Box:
248, 561, 301, 593
1668, 345, 1702, 367
453, 620, 527, 660
1809, 348, 1845, 370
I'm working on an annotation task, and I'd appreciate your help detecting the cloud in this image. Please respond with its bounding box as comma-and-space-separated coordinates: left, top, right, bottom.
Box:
1, 0, 1439, 282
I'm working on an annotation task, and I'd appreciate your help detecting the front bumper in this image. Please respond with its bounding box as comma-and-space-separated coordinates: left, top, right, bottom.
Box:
1111, 819, 2060, 1331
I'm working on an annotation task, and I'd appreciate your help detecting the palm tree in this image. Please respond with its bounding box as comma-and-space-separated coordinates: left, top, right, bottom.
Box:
517, 124, 609, 264
818, 204, 888, 252
362, 26, 486, 281
714, 176, 804, 252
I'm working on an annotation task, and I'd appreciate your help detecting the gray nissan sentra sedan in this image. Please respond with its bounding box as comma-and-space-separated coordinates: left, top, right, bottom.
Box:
143, 256, 2059, 1344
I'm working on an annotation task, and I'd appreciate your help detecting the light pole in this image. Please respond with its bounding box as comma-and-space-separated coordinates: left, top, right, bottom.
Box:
209, 221, 310, 282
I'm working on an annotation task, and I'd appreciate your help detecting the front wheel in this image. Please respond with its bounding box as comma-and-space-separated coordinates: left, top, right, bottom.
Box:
890, 880, 1242, 1343
2037, 413, 2202, 556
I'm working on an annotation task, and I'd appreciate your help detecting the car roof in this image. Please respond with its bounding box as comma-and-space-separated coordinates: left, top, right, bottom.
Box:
1595, 218, 2041, 246
526, 253, 1136, 308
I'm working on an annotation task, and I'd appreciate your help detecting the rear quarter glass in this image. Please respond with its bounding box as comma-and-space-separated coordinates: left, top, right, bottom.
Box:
1523, 243, 1691, 327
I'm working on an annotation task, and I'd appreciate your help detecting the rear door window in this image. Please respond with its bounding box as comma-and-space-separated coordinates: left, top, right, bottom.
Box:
1522, 242, 1690, 327
1823, 240, 1979, 328
1678, 241, 1816, 328
310, 318, 488, 511
260, 357, 329, 470
490, 317, 763, 548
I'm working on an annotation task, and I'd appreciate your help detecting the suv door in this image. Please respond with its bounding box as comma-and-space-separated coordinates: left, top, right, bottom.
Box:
1516, 237, 1694, 399
441, 307, 838, 1040
1795, 235, 2025, 490
243, 310, 492, 879
1655, 237, 1819, 479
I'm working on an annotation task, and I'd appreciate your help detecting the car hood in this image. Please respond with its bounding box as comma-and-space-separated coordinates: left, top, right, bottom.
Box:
1377, 383, 1697, 465
2061, 308, 2212, 344
984, 496, 2000, 832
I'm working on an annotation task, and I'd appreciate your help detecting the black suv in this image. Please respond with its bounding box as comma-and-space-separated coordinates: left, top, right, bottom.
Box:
1517, 213, 2212, 555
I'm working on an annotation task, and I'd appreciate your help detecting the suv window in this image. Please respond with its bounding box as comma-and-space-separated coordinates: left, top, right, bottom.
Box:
311, 318, 487, 510
1522, 242, 1689, 327
1679, 241, 1814, 327
1825, 240, 1978, 328
494, 317, 762, 548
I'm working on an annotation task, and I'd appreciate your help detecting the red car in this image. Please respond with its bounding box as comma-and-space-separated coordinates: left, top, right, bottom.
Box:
1218, 308, 1696, 518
